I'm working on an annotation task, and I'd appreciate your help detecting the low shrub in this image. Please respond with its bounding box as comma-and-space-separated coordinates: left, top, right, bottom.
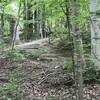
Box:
0, 76, 19, 100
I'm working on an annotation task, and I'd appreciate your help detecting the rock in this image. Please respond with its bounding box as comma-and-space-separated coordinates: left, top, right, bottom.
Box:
39, 57, 57, 61
39, 53, 58, 61
0, 77, 9, 82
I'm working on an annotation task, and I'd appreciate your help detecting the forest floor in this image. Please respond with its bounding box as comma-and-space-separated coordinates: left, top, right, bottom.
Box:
0, 41, 100, 100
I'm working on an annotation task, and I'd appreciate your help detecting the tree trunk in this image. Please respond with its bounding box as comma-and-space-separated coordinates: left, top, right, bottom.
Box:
34, 3, 40, 39
11, 0, 21, 49
9, 17, 16, 43
71, 0, 85, 100
90, 0, 100, 69
0, 10, 4, 53
1, 13, 4, 34
0, 2, 4, 36
41, 3, 46, 38
24, 0, 33, 40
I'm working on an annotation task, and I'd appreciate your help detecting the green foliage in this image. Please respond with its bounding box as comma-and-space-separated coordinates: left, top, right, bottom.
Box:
18, 49, 47, 59
18, 48, 48, 59
83, 60, 100, 83
63, 58, 73, 72
7, 49, 25, 60
0, 76, 18, 100
53, 35, 72, 51
83, 61, 96, 82
63, 57, 100, 83
6, 48, 48, 60
0, 38, 4, 48
52, 27, 68, 38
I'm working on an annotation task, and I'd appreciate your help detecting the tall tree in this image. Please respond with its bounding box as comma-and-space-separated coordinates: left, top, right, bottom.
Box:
9, 16, 16, 43
0, 1, 5, 43
24, 0, 33, 40
41, 2, 46, 38
11, 0, 21, 49
71, 0, 85, 100
34, 1, 40, 39
90, 0, 100, 68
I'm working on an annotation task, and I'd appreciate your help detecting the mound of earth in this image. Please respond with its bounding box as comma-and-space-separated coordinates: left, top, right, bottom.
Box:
0, 42, 100, 100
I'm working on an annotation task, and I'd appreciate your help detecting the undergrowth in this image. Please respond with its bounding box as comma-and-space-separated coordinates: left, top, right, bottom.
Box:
0, 75, 20, 100
6, 48, 48, 60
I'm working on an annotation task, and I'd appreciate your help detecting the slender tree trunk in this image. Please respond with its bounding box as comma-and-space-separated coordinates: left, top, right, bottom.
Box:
24, 0, 33, 40
9, 17, 16, 44
0, 8, 4, 53
0, 2, 5, 35
34, 3, 40, 39
1, 14, 4, 34
41, 4, 46, 38
24, 0, 28, 40
27, 1, 33, 40
64, 0, 76, 81
11, 0, 21, 50
71, 0, 85, 100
